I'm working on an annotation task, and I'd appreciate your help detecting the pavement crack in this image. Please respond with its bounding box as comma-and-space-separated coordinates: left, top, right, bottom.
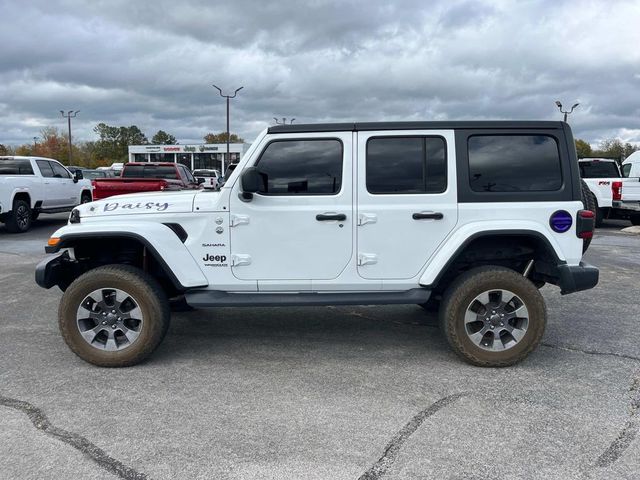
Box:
0, 394, 148, 480
595, 373, 640, 468
541, 343, 640, 362
358, 393, 465, 480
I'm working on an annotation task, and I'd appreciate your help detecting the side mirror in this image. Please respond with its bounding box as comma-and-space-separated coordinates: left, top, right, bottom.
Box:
239, 167, 264, 201
73, 170, 83, 183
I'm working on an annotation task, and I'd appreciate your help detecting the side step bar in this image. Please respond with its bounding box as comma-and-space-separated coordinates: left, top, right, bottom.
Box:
185, 288, 431, 308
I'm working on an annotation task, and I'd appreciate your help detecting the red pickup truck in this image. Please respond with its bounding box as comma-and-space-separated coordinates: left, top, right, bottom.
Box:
92, 162, 201, 200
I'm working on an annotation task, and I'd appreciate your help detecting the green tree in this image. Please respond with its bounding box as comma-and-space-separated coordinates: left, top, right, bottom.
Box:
574, 139, 592, 158
203, 132, 244, 143
151, 130, 177, 145
593, 138, 639, 160
93, 123, 148, 162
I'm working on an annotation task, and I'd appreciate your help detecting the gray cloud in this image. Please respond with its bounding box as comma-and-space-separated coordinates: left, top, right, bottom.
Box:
1, 0, 639, 147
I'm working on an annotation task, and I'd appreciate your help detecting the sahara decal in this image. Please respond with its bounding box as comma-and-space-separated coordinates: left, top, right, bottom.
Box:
202, 243, 226, 247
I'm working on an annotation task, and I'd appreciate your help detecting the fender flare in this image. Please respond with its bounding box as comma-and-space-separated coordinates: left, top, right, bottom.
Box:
419, 225, 565, 288
44, 224, 208, 290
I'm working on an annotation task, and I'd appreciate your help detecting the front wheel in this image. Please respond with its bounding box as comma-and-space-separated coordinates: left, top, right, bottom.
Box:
58, 265, 170, 367
631, 215, 640, 226
439, 266, 547, 367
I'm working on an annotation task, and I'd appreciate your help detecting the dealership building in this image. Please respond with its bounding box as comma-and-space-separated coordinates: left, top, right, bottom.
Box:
128, 143, 249, 172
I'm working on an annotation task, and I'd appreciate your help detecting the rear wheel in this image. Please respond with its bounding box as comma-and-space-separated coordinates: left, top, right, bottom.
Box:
439, 266, 546, 367
59, 265, 170, 367
5, 199, 32, 233
631, 215, 640, 226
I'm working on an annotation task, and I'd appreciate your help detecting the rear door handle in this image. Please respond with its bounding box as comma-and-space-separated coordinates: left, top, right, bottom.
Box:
412, 212, 444, 220
316, 213, 346, 221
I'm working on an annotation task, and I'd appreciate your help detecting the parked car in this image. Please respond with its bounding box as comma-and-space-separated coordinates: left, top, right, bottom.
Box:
91, 162, 201, 200
36, 121, 598, 368
67, 167, 109, 181
0, 156, 92, 232
193, 169, 221, 189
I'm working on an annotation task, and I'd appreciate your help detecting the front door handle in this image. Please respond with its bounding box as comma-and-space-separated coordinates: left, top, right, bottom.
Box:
412, 212, 444, 220
316, 213, 346, 221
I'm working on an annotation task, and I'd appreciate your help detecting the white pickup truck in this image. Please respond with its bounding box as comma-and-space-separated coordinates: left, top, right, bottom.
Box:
0, 156, 93, 233
619, 152, 640, 225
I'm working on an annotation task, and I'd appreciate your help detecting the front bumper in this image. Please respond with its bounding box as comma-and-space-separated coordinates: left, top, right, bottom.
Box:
557, 262, 599, 295
35, 251, 73, 290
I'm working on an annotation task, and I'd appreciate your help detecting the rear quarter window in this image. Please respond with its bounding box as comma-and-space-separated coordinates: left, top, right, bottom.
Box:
468, 135, 562, 192
0, 159, 34, 175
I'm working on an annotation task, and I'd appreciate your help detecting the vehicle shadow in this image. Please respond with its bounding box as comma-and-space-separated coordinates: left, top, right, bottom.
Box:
156, 304, 445, 362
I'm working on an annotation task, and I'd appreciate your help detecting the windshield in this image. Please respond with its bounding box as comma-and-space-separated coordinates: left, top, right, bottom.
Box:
0, 159, 34, 175
579, 161, 621, 178
122, 165, 179, 179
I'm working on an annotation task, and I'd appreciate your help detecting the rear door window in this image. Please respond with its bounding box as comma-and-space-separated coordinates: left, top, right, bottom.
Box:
468, 135, 562, 192
36, 160, 55, 178
366, 136, 446, 194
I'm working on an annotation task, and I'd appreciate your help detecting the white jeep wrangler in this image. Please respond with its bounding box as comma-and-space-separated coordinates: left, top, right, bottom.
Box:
36, 121, 598, 367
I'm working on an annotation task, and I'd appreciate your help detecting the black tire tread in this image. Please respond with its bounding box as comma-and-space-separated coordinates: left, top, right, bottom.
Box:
439, 266, 546, 367
59, 264, 170, 367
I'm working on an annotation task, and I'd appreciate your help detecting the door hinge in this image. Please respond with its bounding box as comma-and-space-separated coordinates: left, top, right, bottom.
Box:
231, 254, 252, 267
230, 214, 250, 227
358, 253, 378, 266
358, 213, 377, 226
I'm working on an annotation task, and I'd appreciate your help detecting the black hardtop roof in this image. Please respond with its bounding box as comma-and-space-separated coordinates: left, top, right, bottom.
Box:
267, 121, 566, 134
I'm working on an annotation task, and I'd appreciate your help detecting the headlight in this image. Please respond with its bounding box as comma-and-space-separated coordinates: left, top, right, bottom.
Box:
69, 208, 81, 224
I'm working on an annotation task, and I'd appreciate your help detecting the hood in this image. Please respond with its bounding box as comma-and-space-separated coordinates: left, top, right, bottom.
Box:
77, 190, 200, 218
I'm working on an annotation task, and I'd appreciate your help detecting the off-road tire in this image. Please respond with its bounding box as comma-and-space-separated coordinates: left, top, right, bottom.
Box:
439, 266, 547, 367
5, 199, 32, 233
59, 265, 170, 367
81, 191, 92, 204
580, 179, 595, 252
631, 215, 640, 226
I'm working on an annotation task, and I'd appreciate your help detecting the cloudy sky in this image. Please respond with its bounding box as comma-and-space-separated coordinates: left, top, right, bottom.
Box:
1, 0, 639, 147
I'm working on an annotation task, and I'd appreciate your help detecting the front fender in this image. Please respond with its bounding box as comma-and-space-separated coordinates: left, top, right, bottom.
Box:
45, 222, 208, 289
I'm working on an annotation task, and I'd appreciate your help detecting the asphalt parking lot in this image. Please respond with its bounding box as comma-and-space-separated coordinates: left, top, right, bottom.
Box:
1, 214, 639, 480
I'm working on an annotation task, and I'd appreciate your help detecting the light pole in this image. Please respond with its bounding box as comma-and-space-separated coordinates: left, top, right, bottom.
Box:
60, 110, 79, 164
33, 137, 37, 150
212, 85, 243, 173
555, 101, 579, 123
273, 117, 296, 125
